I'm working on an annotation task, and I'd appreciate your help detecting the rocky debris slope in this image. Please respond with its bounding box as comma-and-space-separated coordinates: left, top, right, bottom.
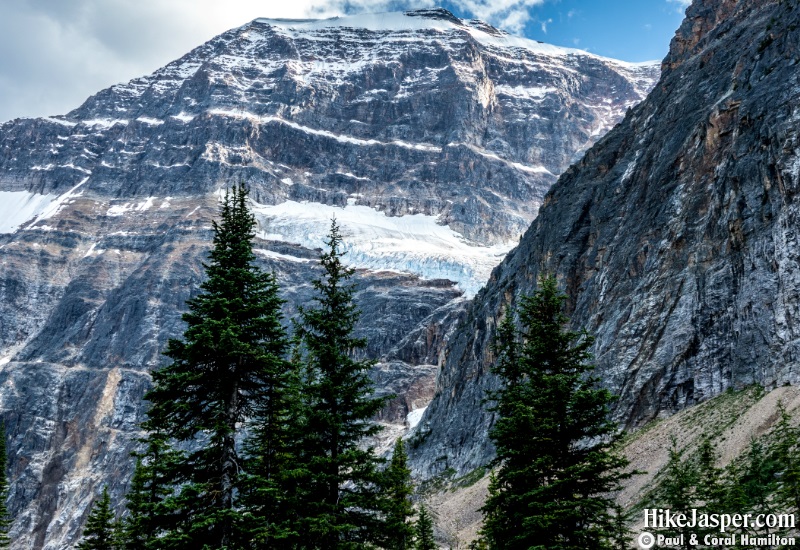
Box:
422, 385, 800, 547
0, 9, 658, 548
410, 0, 800, 479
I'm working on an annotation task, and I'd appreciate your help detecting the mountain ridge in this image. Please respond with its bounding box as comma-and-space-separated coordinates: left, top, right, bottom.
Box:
0, 9, 658, 547
408, 0, 800, 479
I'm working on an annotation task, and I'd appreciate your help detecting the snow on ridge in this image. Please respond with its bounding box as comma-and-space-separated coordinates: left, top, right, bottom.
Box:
255, 12, 461, 34
208, 109, 442, 153
449, 142, 555, 177
250, 198, 513, 297
253, 11, 657, 68
80, 118, 129, 129
28, 176, 91, 229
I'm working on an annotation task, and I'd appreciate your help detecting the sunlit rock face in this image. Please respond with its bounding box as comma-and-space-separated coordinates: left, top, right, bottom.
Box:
409, 0, 800, 479
0, 8, 657, 547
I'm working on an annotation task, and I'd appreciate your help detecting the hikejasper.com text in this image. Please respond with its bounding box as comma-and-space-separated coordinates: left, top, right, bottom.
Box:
644, 509, 795, 533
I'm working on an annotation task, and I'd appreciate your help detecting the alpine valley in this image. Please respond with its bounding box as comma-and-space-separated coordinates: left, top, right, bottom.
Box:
0, 8, 658, 548
5, 0, 800, 546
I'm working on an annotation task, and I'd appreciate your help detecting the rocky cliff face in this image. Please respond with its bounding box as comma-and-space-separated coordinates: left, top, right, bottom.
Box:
410, 0, 800, 478
0, 9, 657, 548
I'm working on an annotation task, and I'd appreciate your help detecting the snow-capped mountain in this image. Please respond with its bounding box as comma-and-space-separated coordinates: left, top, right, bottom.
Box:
0, 9, 657, 547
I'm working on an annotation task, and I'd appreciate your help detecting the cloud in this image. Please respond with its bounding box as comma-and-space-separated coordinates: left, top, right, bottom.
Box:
0, 0, 354, 121
458, 0, 547, 33
666, 0, 692, 14
0, 0, 551, 122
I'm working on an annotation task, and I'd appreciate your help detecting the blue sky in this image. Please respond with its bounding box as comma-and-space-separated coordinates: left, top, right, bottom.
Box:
440, 0, 689, 62
0, 0, 691, 122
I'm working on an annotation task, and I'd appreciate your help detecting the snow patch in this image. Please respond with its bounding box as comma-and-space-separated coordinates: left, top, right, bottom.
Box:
42, 117, 77, 127
107, 197, 156, 217
82, 243, 105, 258
495, 85, 557, 101
406, 406, 427, 429
255, 249, 312, 263
136, 117, 164, 126
0, 192, 57, 233
251, 200, 513, 297
81, 118, 129, 129
28, 176, 91, 228
172, 112, 195, 123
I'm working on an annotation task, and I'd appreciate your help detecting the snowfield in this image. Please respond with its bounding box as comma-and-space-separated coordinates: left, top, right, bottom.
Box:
251, 199, 514, 297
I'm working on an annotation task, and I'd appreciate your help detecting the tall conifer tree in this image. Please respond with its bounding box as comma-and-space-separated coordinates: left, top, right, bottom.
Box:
382, 438, 415, 550
119, 431, 181, 550
414, 506, 435, 550
78, 486, 116, 550
292, 219, 387, 548
141, 183, 290, 548
480, 275, 630, 550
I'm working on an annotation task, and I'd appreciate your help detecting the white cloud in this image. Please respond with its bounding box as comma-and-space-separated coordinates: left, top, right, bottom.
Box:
459, 0, 546, 33
667, 0, 692, 14
0, 0, 361, 122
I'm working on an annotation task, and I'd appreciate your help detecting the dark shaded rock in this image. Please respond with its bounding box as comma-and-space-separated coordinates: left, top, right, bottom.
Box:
410, 0, 800, 478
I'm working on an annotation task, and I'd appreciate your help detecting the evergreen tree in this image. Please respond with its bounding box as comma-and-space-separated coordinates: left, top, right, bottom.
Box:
382, 438, 415, 550
609, 505, 630, 550
480, 275, 630, 550
0, 422, 10, 548
740, 439, 778, 536
141, 183, 290, 548
414, 506, 435, 550
695, 438, 724, 512
772, 403, 800, 516
78, 486, 116, 550
238, 336, 302, 546
119, 432, 182, 550
656, 439, 696, 549
292, 218, 387, 548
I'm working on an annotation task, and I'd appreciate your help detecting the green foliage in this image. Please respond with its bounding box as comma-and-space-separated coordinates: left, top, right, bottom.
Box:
290, 218, 388, 548
382, 439, 415, 550
479, 275, 631, 550
655, 439, 697, 549
0, 422, 10, 548
137, 183, 290, 548
414, 506, 436, 550
119, 433, 182, 550
78, 487, 116, 550
773, 403, 800, 516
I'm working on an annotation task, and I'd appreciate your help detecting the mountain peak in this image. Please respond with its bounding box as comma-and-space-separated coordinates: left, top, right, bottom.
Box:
403, 7, 463, 25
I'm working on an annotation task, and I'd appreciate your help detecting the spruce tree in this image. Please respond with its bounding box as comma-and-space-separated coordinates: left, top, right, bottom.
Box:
382, 438, 415, 550
772, 403, 800, 516
414, 506, 435, 550
78, 486, 116, 550
141, 183, 290, 548
292, 218, 387, 548
657, 439, 696, 549
0, 422, 10, 548
238, 338, 302, 546
480, 275, 630, 550
119, 431, 182, 550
